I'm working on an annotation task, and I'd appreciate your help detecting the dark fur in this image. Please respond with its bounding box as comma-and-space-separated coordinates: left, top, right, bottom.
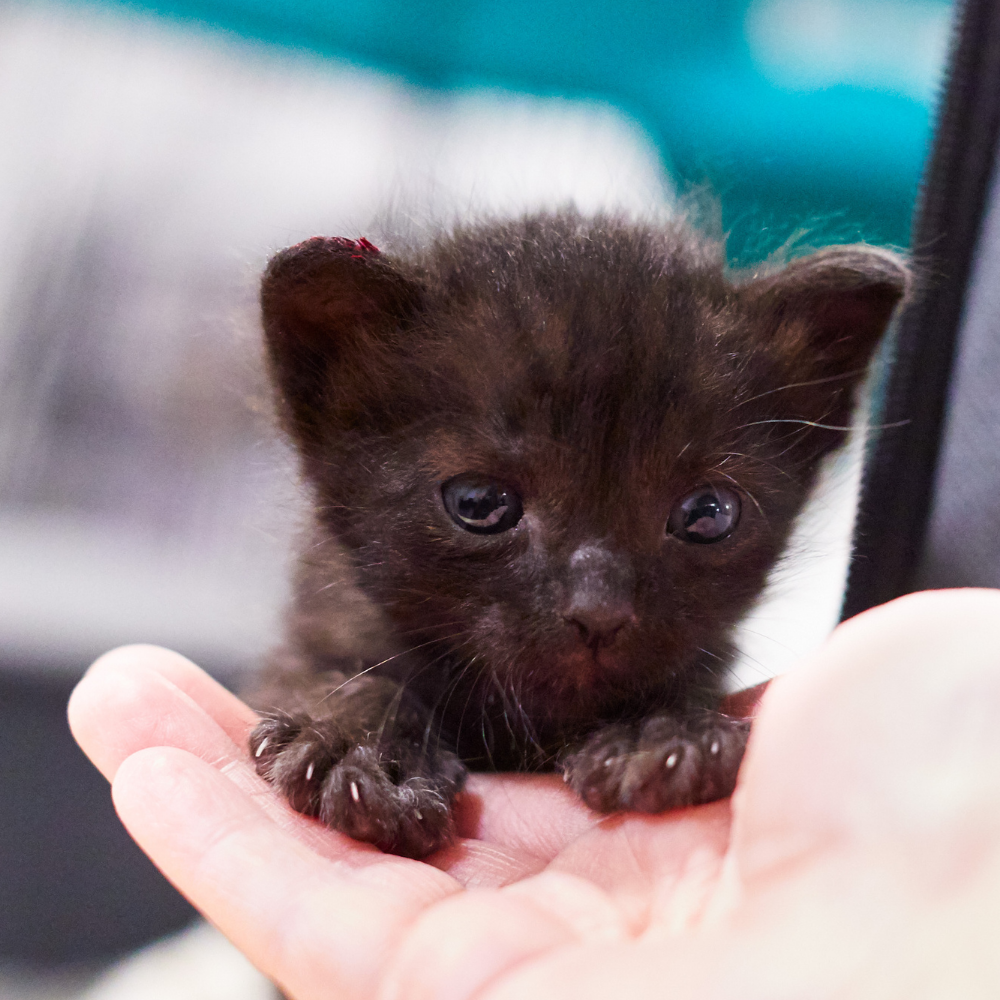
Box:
248, 212, 909, 858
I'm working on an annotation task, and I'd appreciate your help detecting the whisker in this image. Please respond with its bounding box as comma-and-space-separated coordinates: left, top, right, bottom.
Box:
727, 370, 866, 411
452, 657, 490, 756
735, 418, 909, 433
696, 645, 726, 663
426, 652, 481, 749
321, 631, 470, 700
714, 470, 766, 521
708, 451, 795, 481
491, 670, 520, 750
374, 681, 408, 746
732, 623, 802, 656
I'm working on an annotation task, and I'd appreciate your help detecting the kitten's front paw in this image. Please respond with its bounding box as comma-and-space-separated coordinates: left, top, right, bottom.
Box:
562, 712, 749, 814
249, 714, 466, 859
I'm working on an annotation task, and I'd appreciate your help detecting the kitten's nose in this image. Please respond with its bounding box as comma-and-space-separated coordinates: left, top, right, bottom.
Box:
564, 599, 635, 647
562, 542, 636, 648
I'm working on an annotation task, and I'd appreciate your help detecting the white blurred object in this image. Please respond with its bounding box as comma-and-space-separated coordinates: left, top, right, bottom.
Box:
726, 424, 865, 691
745, 0, 952, 105
78, 923, 272, 1000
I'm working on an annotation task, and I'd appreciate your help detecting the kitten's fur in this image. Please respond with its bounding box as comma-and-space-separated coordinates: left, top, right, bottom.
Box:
248, 211, 908, 858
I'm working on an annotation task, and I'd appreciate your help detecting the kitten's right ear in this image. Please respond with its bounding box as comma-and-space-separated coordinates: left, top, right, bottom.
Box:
741, 245, 911, 377
261, 236, 424, 448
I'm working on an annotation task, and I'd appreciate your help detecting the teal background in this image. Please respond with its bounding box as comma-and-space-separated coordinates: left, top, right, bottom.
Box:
81, 0, 955, 259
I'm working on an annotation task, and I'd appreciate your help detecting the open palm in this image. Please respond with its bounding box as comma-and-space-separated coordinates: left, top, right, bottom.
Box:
70, 590, 1000, 1000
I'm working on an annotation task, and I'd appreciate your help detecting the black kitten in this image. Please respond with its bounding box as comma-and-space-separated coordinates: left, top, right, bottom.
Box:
248, 212, 908, 858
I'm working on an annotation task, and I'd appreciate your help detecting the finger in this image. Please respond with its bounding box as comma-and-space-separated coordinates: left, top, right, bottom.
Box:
68, 645, 398, 858
122, 644, 260, 741
379, 879, 595, 1000
68, 645, 255, 782
386, 812, 730, 998
112, 746, 460, 1000
732, 588, 1000, 884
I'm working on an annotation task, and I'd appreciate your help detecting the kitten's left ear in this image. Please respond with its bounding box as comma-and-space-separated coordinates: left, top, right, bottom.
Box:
261, 236, 425, 449
743, 245, 911, 375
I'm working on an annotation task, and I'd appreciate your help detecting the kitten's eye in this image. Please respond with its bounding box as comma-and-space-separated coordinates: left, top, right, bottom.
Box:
442, 476, 524, 535
667, 487, 741, 544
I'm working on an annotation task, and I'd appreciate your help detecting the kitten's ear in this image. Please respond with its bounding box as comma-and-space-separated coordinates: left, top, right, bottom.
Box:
261, 236, 424, 447
743, 245, 911, 377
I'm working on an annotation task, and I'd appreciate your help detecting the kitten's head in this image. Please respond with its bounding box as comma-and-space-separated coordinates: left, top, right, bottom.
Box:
262, 214, 908, 729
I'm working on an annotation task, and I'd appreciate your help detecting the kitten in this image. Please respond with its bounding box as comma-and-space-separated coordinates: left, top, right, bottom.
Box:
248, 211, 908, 859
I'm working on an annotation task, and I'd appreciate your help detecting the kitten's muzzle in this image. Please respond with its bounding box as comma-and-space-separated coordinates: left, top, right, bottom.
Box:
562, 542, 638, 649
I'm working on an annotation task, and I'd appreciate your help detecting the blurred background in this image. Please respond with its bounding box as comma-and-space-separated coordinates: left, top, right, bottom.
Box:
0, 0, 954, 995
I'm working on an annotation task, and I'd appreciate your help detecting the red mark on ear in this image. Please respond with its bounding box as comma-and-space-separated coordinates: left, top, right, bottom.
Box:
322, 236, 380, 259
293, 235, 381, 260
292, 236, 381, 255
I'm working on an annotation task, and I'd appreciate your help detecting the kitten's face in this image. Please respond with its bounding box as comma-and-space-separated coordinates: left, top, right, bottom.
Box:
321, 299, 803, 715
262, 215, 908, 725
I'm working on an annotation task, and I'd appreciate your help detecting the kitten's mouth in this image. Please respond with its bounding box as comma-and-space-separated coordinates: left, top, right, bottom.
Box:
553, 645, 632, 690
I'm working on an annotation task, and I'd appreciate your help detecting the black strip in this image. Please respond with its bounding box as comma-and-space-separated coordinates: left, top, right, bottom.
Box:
842, 0, 1000, 619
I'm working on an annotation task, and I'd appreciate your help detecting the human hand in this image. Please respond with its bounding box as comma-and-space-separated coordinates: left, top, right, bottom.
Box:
69, 589, 1000, 999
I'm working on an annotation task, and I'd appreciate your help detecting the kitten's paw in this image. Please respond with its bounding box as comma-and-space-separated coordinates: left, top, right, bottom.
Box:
562, 712, 750, 814
250, 712, 350, 815
316, 745, 462, 859
249, 714, 466, 858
